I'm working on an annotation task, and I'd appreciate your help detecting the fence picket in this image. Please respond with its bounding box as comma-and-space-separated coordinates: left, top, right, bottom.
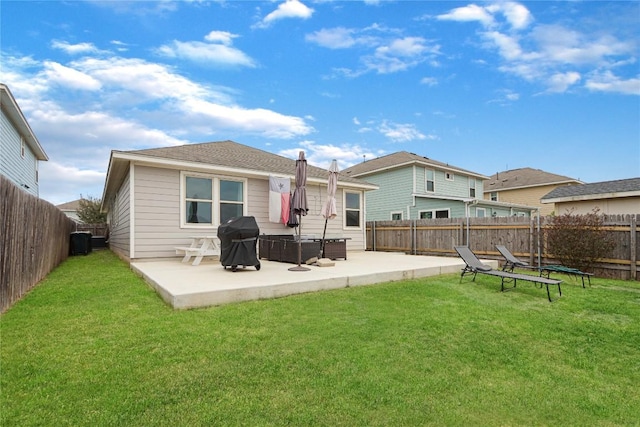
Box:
1, 176, 77, 312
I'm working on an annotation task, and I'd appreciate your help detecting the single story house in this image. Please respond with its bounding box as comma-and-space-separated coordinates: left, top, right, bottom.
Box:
484, 168, 582, 216
0, 83, 48, 197
100, 140, 377, 261
541, 177, 640, 215
57, 199, 82, 223
342, 151, 537, 221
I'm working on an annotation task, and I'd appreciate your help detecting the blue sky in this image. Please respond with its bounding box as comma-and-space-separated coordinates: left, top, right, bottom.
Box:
2, 0, 639, 205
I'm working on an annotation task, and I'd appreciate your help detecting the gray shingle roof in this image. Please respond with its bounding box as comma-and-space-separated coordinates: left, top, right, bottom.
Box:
341, 151, 487, 179
121, 140, 369, 186
485, 167, 580, 191
541, 177, 640, 200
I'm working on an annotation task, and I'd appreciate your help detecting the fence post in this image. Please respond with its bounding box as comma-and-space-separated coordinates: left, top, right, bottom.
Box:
631, 215, 637, 280
372, 221, 376, 252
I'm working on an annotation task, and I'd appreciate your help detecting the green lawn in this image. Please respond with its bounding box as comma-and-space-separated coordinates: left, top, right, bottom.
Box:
2, 250, 639, 426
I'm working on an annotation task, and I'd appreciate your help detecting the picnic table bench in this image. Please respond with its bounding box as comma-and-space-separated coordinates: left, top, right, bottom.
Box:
175, 235, 221, 266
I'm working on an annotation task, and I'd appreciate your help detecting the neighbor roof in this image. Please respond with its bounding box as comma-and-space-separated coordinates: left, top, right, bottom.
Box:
541, 177, 640, 202
342, 151, 487, 179
102, 140, 376, 208
485, 167, 581, 192
0, 83, 48, 161
57, 199, 82, 211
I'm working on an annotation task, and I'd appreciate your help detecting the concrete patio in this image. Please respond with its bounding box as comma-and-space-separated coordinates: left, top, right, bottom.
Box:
131, 251, 496, 309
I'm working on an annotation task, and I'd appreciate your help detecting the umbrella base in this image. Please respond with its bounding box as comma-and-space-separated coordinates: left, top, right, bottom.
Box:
288, 265, 310, 271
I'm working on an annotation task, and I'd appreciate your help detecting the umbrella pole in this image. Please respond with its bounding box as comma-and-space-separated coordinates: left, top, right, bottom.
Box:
289, 213, 309, 271
318, 218, 328, 259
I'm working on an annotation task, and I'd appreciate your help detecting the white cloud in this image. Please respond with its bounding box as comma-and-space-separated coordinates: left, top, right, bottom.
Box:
43, 61, 102, 91
544, 72, 581, 93
255, 0, 314, 29
179, 98, 314, 139
420, 76, 438, 86
532, 25, 634, 66
378, 120, 429, 143
51, 40, 102, 55
437, 4, 495, 28
437, 2, 532, 30
39, 162, 107, 205
156, 32, 256, 67
279, 140, 379, 171
445, 6, 638, 94
494, 2, 533, 30
585, 71, 640, 95
204, 30, 237, 45
305, 27, 358, 49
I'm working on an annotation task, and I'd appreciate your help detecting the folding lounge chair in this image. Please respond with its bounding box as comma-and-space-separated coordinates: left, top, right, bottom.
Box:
454, 246, 562, 302
496, 245, 592, 288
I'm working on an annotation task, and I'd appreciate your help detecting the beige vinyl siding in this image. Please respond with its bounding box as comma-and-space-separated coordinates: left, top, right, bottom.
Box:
552, 197, 640, 215
131, 166, 366, 259
250, 179, 364, 251
108, 171, 131, 258
486, 184, 561, 215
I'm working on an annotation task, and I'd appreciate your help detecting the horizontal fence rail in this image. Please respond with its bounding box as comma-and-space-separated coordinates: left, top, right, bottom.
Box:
1, 175, 77, 313
367, 214, 639, 280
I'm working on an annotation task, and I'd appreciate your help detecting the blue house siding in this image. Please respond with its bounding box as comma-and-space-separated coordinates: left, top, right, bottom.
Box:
0, 110, 39, 197
344, 151, 534, 222
362, 167, 414, 221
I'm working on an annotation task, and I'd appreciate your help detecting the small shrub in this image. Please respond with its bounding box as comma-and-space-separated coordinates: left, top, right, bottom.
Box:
77, 195, 107, 224
545, 208, 615, 272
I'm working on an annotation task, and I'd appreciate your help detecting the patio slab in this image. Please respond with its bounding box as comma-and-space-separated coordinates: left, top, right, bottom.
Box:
130, 251, 498, 309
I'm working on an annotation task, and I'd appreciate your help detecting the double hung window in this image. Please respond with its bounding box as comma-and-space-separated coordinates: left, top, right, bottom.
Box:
344, 191, 361, 228
182, 173, 246, 227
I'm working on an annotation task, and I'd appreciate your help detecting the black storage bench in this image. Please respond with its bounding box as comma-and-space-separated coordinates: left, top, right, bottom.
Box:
259, 235, 321, 264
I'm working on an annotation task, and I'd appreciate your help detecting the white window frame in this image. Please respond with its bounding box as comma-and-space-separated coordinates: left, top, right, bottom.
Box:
343, 190, 362, 230
469, 178, 476, 198
476, 207, 486, 218
490, 191, 498, 201
180, 171, 247, 229
425, 168, 435, 193
419, 208, 450, 219
390, 211, 403, 220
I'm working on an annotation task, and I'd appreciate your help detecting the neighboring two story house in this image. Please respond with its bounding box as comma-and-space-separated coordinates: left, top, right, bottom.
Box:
484, 168, 582, 216
342, 151, 536, 221
541, 177, 640, 215
0, 84, 48, 197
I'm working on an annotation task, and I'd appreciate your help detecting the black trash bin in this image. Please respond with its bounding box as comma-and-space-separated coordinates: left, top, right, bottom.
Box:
217, 216, 261, 272
70, 232, 92, 255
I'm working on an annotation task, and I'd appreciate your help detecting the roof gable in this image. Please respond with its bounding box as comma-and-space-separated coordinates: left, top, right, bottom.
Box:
342, 151, 487, 179
485, 168, 581, 191
0, 83, 48, 161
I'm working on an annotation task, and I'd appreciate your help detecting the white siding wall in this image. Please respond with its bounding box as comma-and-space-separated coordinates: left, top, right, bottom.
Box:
131, 165, 366, 259
0, 110, 39, 196
108, 171, 131, 257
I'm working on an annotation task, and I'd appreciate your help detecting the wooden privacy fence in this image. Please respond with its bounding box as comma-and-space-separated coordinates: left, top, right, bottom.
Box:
1, 175, 76, 313
366, 214, 639, 280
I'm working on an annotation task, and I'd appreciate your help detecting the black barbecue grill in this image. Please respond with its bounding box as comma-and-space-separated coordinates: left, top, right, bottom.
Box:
217, 216, 261, 272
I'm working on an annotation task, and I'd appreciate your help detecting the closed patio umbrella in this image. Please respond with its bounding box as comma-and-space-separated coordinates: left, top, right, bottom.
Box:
289, 151, 310, 271
318, 159, 339, 259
